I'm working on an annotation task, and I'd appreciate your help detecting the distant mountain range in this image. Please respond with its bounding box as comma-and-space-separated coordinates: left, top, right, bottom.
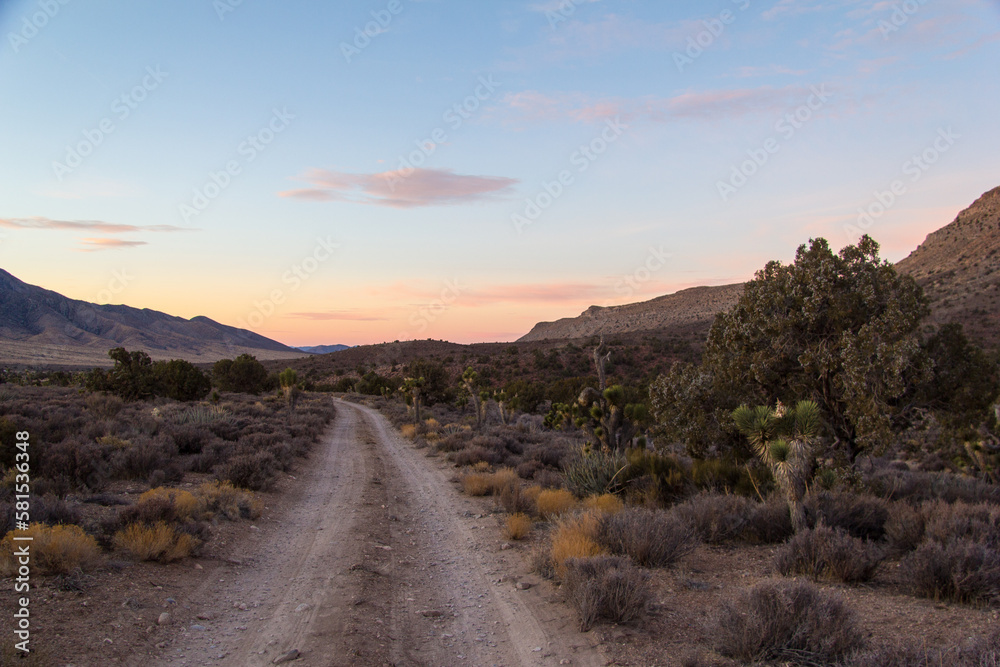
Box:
296, 344, 352, 355
0, 269, 307, 367
519, 186, 1000, 351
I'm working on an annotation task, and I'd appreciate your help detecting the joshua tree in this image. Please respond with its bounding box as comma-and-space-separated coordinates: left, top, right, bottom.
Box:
278, 368, 301, 411
402, 376, 426, 423
461, 366, 483, 429
733, 400, 821, 533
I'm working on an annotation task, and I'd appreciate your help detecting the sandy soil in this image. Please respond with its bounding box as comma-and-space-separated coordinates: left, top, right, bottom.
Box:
148, 399, 603, 667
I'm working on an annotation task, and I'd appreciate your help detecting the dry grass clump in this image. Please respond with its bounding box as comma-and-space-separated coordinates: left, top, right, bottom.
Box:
597, 508, 698, 568
923, 500, 1000, 547
196, 480, 261, 521
804, 491, 890, 541
550, 512, 604, 576
138, 487, 200, 520
504, 513, 533, 540
563, 555, 651, 631
113, 522, 199, 562
775, 524, 883, 583
901, 539, 1000, 605
884, 501, 925, 555
582, 493, 624, 515
490, 467, 520, 494
712, 579, 863, 664
536, 488, 577, 519
461, 473, 492, 496
400, 424, 418, 439
0, 523, 101, 576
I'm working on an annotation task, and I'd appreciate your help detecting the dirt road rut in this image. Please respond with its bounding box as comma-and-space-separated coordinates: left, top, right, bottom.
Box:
154, 400, 602, 667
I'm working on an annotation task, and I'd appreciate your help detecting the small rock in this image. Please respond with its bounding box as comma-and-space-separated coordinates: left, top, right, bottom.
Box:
196, 612, 215, 620
165, 597, 177, 605
420, 609, 444, 617
516, 582, 532, 590
500, 542, 512, 550
157, 612, 171, 625
560, 660, 573, 665
103, 638, 113, 644
234, 602, 248, 611
294, 603, 310, 613
273, 649, 300, 664
190, 624, 206, 631
194, 563, 203, 570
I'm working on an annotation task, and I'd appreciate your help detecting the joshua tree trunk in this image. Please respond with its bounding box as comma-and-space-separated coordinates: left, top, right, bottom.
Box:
593, 336, 611, 391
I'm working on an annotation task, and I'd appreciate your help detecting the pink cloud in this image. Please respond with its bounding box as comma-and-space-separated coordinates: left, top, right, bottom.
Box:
0, 216, 185, 234
77, 237, 148, 252
501, 86, 813, 125
287, 311, 389, 321
279, 167, 517, 208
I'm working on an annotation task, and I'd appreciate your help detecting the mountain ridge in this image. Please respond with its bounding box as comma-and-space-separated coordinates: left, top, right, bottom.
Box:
0, 269, 306, 366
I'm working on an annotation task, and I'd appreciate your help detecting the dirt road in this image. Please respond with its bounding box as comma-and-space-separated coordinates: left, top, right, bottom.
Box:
154, 399, 603, 666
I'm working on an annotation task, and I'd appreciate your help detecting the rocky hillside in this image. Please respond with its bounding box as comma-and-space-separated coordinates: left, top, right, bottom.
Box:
517, 284, 744, 343
518, 187, 1000, 350
895, 186, 1000, 350
0, 269, 305, 367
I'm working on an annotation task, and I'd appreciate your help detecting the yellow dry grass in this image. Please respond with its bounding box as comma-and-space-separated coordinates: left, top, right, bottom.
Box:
113, 522, 198, 562
583, 493, 624, 515
195, 480, 261, 521
400, 424, 418, 439
139, 487, 200, 519
0, 523, 101, 576
504, 513, 533, 540
536, 488, 577, 519
461, 473, 492, 496
550, 512, 604, 577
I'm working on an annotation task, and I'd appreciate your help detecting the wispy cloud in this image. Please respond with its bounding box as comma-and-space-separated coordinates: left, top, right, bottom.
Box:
0, 217, 187, 234
279, 167, 518, 208
77, 238, 148, 252
499, 85, 818, 124
287, 310, 389, 321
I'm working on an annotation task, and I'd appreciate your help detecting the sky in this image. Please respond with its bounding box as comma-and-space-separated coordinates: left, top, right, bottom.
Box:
0, 0, 998, 347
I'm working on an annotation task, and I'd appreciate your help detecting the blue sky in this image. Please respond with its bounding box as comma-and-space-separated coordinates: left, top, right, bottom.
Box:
1, 0, 998, 346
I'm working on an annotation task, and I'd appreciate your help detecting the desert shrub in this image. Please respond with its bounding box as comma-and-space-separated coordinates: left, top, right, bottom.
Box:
29, 494, 83, 527
137, 487, 199, 520
563, 447, 628, 497
461, 473, 491, 496
923, 500, 1000, 548
674, 492, 753, 544
622, 448, 691, 505
196, 480, 260, 521
775, 524, 883, 583
39, 436, 113, 492
113, 522, 199, 562
190, 438, 232, 473
212, 354, 269, 394
884, 502, 925, 555
744, 494, 795, 543
901, 539, 1000, 605
219, 449, 279, 491
582, 493, 624, 515
551, 512, 604, 576
563, 555, 651, 631
109, 434, 176, 481
712, 579, 863, 664
85, 392, 124, 419
804, 491, 889, 541
400, 424, 417, 439
504, 513, 532, 540
0, 523, 102, 576
597, 508, 697, 567
516, 460, 542, 480
864, 468, 1000, 505
838, 634, 1000, 667
450, 445, 504, 467
489, 467, 520, 494
536, 488, 576, 519
497, 480, 532, 514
